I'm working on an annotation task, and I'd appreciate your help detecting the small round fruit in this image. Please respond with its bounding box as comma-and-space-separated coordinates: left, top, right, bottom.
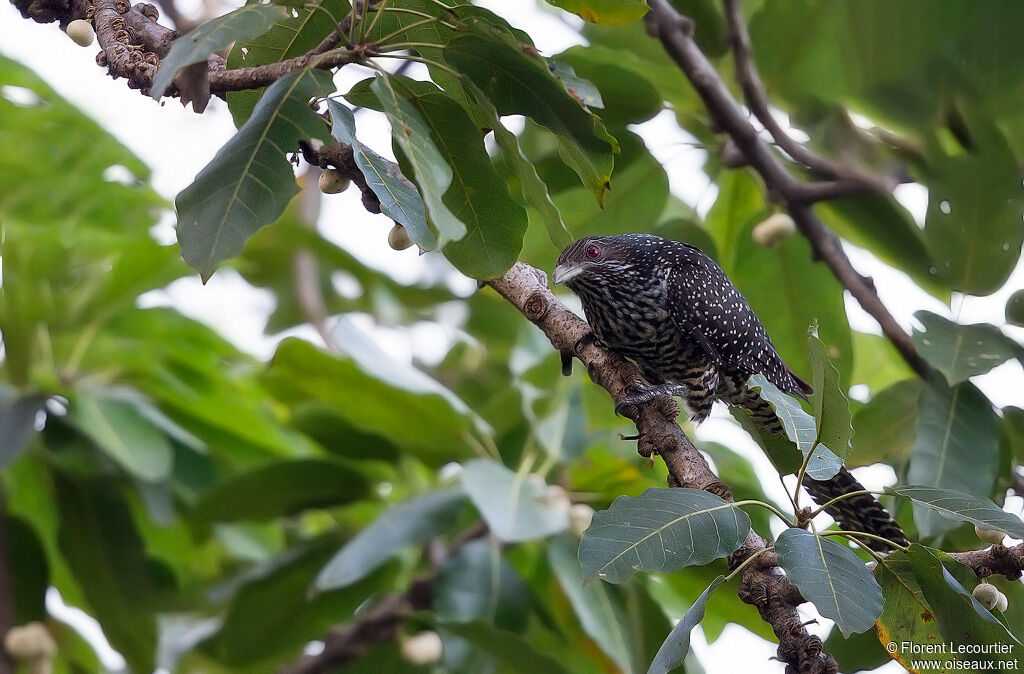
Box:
66, 19, 95, 47
388, 224, 413, 250
995, 591, 1008, 613
751, 213, 796, 248
569, 503, 595, 536
318, 169, 350, 194
3, 622, 56, 660
975, 524, 1005, 546
972, 582, 1000, 610
400, 630, 443, 665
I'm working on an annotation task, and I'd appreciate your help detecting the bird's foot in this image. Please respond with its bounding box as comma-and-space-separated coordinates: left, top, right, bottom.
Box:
614, 382, 689, 417
573, 331, 597, 353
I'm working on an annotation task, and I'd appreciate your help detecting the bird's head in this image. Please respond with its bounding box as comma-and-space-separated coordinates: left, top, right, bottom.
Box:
552, 234, 651, 287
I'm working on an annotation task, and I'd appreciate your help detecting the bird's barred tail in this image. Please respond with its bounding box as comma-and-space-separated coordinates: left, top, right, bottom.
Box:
744, 398, 908, 551
801, 468, 909, 551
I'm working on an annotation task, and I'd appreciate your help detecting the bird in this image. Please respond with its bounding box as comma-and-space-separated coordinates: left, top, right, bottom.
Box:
553, 233, 908, 549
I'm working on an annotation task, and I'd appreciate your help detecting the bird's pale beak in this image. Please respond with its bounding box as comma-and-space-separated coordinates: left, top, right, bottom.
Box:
552, 262, 584, 285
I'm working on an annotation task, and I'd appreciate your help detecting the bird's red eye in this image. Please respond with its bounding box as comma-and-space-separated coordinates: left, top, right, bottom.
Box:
585, 244, 600, 259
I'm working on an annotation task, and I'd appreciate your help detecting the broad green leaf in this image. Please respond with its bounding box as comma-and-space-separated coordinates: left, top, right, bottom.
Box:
460, 459, 568, 542
1004, 406, 1024, 464
545, 0, 649, 25
887, 486, 1024, 540
850, 379, 923, 467
808, 332, 853, 459
193, 459, 372, 521
579, 487, 749, 583
54, 475, 158, 673
441, 621, 571, 674
548, 535, 635, 672
262, 338, 475, 464
1007, 290, 1024, 327
443, 32, 616, 201
225, 0, 352, 125
821, 625, 889, 674
548, 60, 604, 109
873, 550, 950, 673
0, 384, 42, 466
435, 539, 530, 671
372, 76, 528, 278
907, 545, 1021, 655
65, 390, 173, 483
369, 75, 464, 248
746, 374, 842, 480
701, 441, 778, 537
314, 490, 465, 590
647, 575, 725, 674
151, 5, 285, 99
912, 310, 1022, 385
327, 100, 435, 250
202, 540, 393, 665
919, 117, 1024, 296
774, 528, 882, 637
908, 376, 1000, 539
554, 45, 662, 126
729, 407, 802, 475
176, 68, 333, 281
3, 516, 48, 624
463, 81, 571, 250
850, 331, 914, 394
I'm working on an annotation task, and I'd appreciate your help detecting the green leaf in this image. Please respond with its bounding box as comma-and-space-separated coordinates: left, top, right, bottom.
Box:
808, 332, 853, 460
908, 376, 1000, 539
463, 81, 571, 250
327, 100, 434, 250
919, 117, 1024, 296
460, 459, 568, 542
887, 486, 1024, 539
262, 337, 476, 464
435, 539, 531, 671
850, 379, 923, 467
547, 535, 635, 672
579, 487, 749, 583
821, 625, 889, 674
54, 475, 158, 673
746, 374, 843, 480
203, 539, 394, 665
193, 459, 372, 521
873, 550, 949, 673
368, 75, 464, 246
3, 516, 48, 624
774, 528, 882, 637
545, 0, 649, 24
554, 45, 663, 126
729, 407, 802, 475
1007, 290, 1024, 327
441, 621, 571, 674
151, 5, 284, 99
176, 68, 333, 281
647, 575, 725, 674
225, 0, 351, 125
912, 310, 1022, 385
371, 76, 529, 277
907, 544, 1021, 653
850, 331, 914, 394
0, 384, 43, 466
314, 490, 466, 591
443, 32, 616, 201
65, 389, 173, 483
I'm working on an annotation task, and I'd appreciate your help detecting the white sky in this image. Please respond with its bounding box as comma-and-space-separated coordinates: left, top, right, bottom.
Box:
2, 1, 1022, 672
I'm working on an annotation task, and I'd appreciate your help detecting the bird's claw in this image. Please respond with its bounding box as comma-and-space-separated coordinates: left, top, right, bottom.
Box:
573, 331, 597, 353
614, 383, 689, 417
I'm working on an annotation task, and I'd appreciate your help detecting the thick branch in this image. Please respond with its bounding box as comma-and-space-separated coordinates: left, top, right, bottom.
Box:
646, 0, 931, 380
488, 263, 834, 674
721, 0, 894, 195
949, 543, 1024, 582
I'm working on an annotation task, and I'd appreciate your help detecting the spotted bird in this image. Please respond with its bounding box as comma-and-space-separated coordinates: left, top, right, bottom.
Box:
553, 233, 907, 549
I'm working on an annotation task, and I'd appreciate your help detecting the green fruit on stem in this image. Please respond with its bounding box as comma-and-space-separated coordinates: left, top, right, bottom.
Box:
388, 224, 413, 250
751, 213, 796, 248
318, 169, 350, 194
66, 19, 95, 47
972, 582, 1000, 610
974, 524, 1005, 545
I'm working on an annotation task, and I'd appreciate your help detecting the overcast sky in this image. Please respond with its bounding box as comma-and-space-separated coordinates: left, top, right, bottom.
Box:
2, 1, 1022, 672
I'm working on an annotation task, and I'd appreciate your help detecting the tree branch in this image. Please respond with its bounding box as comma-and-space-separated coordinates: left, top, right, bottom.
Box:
949, 543, 1024, 582
488, 263, 835, 674
645, 0, 931, 380
721, 0, 895, 195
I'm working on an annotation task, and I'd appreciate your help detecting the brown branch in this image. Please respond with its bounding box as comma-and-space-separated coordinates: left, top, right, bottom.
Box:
949, 543, 1024, 582
645, 0, 931, 380
488, 263, 835, 674
721, 0, 895, 195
